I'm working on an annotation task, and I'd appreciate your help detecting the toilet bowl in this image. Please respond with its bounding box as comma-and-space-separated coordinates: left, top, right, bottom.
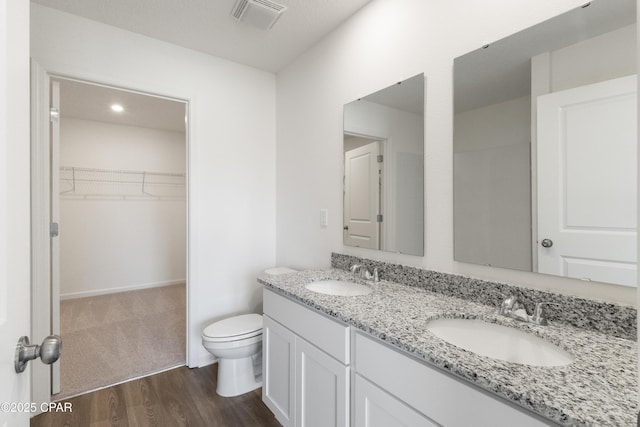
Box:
202, 313, 263, 397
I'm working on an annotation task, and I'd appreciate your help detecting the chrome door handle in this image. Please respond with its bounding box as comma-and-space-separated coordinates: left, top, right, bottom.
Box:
541, 238, 553, 248
15, 335, 62, 373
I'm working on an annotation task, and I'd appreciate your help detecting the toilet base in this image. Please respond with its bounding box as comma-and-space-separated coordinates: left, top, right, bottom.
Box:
216, 355, 262, 397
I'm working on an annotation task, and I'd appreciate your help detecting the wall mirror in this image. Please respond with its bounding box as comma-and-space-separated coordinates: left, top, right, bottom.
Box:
453, 1, 637, 287
343, 74, 424, 256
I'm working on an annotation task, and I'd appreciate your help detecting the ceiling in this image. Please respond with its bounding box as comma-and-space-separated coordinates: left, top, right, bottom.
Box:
31, 0, 372, 73
57, 78, 187, 132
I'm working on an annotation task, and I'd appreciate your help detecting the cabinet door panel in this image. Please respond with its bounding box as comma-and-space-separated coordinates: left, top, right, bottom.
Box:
263, 315, 296, 427
296, 337, 349, 427
355, 375, 439, 427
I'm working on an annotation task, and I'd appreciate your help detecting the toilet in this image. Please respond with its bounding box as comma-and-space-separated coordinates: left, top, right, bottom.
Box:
202, 268, 296, 397
202, 313, 263, 397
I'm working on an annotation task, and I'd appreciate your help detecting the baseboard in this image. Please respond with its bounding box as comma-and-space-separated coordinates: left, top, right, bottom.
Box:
199, 352, 217, 368
60, 279, 186, 300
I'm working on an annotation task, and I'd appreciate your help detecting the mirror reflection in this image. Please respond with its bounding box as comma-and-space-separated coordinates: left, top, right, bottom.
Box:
453, 1, 637, 286
343, 74, 424, 256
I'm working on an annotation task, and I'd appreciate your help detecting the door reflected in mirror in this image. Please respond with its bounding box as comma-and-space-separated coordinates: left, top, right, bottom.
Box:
343, 74, 424, 256
453, 1, 637, 287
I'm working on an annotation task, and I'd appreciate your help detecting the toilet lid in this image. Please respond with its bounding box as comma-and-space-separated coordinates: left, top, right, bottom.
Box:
203, 313, 263, 339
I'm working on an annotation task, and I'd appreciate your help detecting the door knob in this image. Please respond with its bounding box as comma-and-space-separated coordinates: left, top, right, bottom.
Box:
343, 225, 349, 230
541, 238, 553, 248
15, 335, 62, 373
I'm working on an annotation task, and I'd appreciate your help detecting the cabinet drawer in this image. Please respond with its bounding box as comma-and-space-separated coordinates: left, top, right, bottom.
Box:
263, 289, 350, 364
355, 333, 552, 427
355, 374, 437, 427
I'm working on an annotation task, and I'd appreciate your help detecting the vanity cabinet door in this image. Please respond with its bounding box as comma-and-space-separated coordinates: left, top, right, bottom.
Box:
355, 374, 437, 427
295, 337, 349, 427
263, 315, 296, 427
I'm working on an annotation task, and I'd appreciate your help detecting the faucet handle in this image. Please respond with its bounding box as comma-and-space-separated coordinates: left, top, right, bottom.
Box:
372, 267, 380, 282
350, 264, 362, 273
531, 302, 560, 325
498, 295, 519, 315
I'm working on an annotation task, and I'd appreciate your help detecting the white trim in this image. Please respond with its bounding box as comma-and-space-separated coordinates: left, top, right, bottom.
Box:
199, 352, 217, 368
60, 279, 186, 300
52, 363, 186, 402
30, 61, 52, 414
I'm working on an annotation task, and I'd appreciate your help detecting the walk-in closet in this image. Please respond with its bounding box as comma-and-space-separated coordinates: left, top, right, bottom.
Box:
55, 79, 187, 398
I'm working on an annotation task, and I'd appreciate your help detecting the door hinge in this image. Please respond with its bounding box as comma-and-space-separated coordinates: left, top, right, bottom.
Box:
377, 155, 383, 163
376, 214, 383, 223
49, 108, 60, 122
50, 222, 59, 238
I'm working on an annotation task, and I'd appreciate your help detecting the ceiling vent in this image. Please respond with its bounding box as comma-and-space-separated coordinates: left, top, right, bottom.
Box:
231, 0, 287, 30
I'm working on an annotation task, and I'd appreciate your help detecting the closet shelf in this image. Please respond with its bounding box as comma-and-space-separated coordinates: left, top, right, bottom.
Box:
60, 166, 185, 200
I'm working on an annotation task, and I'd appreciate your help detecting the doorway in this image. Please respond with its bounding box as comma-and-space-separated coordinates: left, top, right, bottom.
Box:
38, 76, 189, 399
343, 135, 384, 250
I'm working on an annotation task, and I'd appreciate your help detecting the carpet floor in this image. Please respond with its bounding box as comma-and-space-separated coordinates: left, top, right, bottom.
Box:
57, 284, 186, 400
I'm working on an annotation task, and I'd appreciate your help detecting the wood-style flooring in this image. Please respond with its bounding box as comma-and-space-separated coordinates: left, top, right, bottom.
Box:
31, 364, 280, 427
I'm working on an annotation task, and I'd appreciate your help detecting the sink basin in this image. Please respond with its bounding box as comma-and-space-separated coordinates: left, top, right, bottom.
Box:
305, 280, 373, 296
426, 318, 574, 367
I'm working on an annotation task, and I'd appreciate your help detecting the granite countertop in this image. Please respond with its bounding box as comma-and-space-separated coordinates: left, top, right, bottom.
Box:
258, 268, 638, 427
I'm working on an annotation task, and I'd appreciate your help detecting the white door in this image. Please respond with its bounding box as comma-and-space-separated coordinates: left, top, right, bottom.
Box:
344, 141, 381, 250
1, 1, 32, 426
263, 315, 296, 427
295, 336, 349, 427
537, 75, 637, 286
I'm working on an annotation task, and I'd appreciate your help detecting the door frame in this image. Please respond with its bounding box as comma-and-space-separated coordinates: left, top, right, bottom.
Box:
30, 62, 192, 407
343, 131, 392, 250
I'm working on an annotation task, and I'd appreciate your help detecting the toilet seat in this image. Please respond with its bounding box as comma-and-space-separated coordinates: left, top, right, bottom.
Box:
202, 313, 263, 343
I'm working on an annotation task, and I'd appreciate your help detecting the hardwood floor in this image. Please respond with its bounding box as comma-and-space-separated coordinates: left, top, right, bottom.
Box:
31, 364, 281, 427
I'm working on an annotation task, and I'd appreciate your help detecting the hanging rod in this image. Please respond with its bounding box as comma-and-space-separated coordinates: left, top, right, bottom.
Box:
60, 166, 185, 199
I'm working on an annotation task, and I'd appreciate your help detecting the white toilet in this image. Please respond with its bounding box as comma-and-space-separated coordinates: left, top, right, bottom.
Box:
201, 313, 263, 397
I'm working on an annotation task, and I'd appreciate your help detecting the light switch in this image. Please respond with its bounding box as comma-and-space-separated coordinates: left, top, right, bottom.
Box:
320, 209, 328, 228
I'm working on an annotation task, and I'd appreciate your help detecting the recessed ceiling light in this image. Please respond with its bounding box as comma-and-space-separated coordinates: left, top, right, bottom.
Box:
111, 104, 124, 113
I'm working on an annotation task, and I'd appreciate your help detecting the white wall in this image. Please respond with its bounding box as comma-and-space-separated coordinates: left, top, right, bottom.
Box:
59, 118, 186, 298
31, 4, 277, 366
549, 24, 636, 93
454, 96, 531, 271
275, 0, 635, 304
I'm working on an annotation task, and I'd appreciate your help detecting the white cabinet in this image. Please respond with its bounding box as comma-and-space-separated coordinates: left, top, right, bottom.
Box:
296, 336, 349, 427
262, 289, 554, 427
354, 333, 553, 427
263, 289, 350, 427
263, 315, 295, 426
355, 374, 437, 427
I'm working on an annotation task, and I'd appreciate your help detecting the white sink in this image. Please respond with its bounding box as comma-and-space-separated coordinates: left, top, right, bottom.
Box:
426, 318, 574, 367
305, 280, 373, 296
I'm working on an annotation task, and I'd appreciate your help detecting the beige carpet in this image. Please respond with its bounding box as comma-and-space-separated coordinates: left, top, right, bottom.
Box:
57, 284, 186, 399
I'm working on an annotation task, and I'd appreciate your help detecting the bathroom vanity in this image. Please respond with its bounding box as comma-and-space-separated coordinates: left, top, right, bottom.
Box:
258, 262, 637, 426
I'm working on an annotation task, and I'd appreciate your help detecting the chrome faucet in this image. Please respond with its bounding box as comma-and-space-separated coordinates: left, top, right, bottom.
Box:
350, 264, 380, 282
530, 302, 559, 326
498, 296, 557, 325
498, 295, 529, 322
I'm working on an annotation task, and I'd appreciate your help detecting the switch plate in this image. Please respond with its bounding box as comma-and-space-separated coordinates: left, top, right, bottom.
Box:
320, 209, 328, 227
